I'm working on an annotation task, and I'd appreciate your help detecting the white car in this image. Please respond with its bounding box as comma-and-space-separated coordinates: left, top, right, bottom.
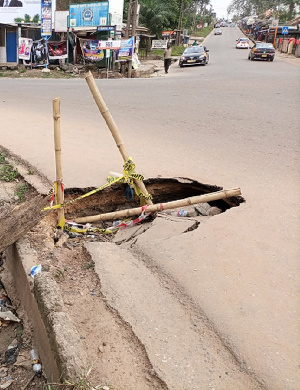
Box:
236, 38, 250, 49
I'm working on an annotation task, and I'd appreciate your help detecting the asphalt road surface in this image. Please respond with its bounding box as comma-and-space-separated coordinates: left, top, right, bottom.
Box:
1, 26, 299, 390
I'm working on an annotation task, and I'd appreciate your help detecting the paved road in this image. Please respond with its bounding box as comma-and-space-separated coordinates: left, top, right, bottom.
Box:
1, 26, 299, 389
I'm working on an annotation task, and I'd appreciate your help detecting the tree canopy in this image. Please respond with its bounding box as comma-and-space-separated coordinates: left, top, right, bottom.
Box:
227, 0, 300, 21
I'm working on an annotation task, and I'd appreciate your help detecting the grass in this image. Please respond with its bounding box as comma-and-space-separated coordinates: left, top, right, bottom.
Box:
0, 73, 4, 77
44, 369, 113, 389
0, 152, 19, 182
14, 183, 28, 202
82, 262, 94, 270
194, 25, 214, 37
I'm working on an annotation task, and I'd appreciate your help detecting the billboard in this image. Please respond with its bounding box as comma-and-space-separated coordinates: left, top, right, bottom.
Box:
69, 2, 109, 28
0, 0, 40, 24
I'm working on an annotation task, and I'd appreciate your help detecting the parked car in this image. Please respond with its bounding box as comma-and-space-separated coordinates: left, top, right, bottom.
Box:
214, 29, 222, 35
179, 46, 210, 67
236, 38, 250, 49
248, 42, 275, 61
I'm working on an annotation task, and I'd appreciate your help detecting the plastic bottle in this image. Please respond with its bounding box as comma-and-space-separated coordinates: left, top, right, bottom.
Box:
177, 209, 188, 217
30, 349, 42, 374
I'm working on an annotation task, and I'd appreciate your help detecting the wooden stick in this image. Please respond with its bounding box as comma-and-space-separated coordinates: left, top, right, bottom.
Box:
84, 71, 153, 205
74, 188, 242, 223
0, 195, 49, 253
53, 97, 64, 224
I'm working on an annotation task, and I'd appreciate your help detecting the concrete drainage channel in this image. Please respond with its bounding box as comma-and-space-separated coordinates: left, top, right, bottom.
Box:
1, 172, 246, 390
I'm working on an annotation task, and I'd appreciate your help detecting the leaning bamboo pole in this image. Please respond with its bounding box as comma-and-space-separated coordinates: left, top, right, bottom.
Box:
74, 188, 242, 223
85, 71, 153, 205
53, 97, 64, 224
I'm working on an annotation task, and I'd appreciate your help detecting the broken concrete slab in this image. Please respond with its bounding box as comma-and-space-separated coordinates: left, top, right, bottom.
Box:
85, 241, 264, 390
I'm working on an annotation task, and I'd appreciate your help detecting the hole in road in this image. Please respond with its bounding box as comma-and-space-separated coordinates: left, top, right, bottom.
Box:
62, 177, 244, 222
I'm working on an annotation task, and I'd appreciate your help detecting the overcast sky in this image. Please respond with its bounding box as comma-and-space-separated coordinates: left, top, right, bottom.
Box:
211, 0, 232, 19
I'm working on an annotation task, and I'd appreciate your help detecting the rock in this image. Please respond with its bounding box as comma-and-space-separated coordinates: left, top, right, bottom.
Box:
41, 68, 50, 73
0, 367, 8, 378
55, 232, 69, 248
195, 203, 211, 216
208, 206, 222, 216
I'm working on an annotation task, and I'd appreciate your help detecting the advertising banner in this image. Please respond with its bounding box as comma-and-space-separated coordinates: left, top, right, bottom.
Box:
18, 37, 33, 60
80, 39, 104, 61
41, 0, 52, 36
48, 41, 67, 60
32, 38, 48, 66
0, 0, 40, 24
151, 40, 167, 49
115, 37, 134, 61
69, 2, 109, 28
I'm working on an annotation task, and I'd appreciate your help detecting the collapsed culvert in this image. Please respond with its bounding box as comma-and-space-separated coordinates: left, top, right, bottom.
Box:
54, 177, 244, 237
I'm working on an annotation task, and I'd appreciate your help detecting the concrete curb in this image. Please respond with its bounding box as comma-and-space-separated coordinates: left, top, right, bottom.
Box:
4, 238, 87, 383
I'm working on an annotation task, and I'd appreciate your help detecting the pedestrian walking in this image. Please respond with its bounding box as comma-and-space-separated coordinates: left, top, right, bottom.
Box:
164, 43, 172, 74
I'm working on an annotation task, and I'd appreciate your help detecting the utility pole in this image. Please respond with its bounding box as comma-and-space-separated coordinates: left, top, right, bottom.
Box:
126, 0, 139, 78
125, 0, 133, 38
177, 0, 185, 45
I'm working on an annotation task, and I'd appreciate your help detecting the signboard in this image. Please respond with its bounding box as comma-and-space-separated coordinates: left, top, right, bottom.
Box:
97, 40, 121, 49
282, 26, 289, 34
0, 0, 40, 24
69, 2, 109, 28
19, 37, 33, 60
162, 30, 174, 37
97, 25, 115, 31
151, 40, 167, 49
41, 0, 52, 36
55, 10, 69, 32
197, 24, 202, 29
271, 19, 279, 27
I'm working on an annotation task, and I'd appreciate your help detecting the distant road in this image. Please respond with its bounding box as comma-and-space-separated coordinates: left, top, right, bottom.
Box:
0, 25, 299, 390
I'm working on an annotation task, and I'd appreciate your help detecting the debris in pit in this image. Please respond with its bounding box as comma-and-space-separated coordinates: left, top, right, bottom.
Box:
0, 312, 20, 323
3, 339, 19, 365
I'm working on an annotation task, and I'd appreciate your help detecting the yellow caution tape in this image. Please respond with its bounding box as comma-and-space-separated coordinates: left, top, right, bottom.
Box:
42, 157, 152, 213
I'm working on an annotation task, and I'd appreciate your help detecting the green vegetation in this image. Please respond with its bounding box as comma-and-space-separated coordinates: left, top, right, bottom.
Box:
228, 0, 300, 21
0, 152, 19, 182
14, 183, 28, 202
27, 168, 34, 175
82, 262, 94, 270
0, 73, 4, 77
194, 25, 213, 37
44, 370, 112, 389
123, 0, 214, 37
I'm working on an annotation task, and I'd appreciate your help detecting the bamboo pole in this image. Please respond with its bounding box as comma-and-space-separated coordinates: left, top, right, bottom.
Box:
85, 71, 153, 205
74, 188, 242, 223
53, 97, 64, 224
